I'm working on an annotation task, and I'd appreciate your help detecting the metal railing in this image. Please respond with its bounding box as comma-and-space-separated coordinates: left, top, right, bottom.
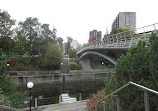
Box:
82, 81, 158, 111
0, 105, 21, 111
77, 23, 158, 55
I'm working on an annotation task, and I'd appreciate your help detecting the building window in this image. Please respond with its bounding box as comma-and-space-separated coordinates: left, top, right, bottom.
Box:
125, 13, 130, 28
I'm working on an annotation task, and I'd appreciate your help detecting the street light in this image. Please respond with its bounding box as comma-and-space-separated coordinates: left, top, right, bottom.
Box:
27, 82, 34, 111
7, 63, 9, 67
7, 63, 9, 74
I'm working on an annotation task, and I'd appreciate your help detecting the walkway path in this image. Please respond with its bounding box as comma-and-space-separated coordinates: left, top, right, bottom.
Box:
38, 101, 86, 111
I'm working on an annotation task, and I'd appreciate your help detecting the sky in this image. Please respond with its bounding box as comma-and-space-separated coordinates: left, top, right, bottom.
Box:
0, 0, 158, 45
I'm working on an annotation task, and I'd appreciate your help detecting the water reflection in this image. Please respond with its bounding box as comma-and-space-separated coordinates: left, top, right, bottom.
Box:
17, 80, 105, 106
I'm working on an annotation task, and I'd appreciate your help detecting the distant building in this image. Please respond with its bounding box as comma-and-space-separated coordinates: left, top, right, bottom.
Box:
89, 30, 102, 43
111, 12, 136, 30
70, 40, 82, 50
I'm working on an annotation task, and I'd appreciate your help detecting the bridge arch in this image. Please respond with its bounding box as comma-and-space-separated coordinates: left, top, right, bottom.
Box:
78, 51, 117, 65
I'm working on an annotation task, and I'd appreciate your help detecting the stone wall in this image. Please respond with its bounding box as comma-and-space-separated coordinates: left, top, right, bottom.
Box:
9, 69, 114, 85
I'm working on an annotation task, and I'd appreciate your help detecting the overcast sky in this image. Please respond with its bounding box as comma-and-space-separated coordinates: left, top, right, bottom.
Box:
0, 0, 158, 44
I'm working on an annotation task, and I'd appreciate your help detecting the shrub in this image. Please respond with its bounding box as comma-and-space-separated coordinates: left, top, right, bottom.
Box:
0, 74, 26, 109
0, 88, 10, 106
41, 43, 62, 70
87, 91, 104, 110
69, 58, 78, 63
14, 63, 27, 71
69, 62, 82, 70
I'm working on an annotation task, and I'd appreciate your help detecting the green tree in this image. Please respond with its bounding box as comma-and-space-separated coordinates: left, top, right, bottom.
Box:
69, 49, 77, 58
18, 17, 41, 58
88, 31, 158, 111
39, 24, 55, 56
66, 36, 73, 54
147, 32, 158, 110
0, 49, 26, 109
13, 31, 28, 55
0, 10, 15, 55
110, 28, 135, 41
114, 41, 149, 110
110, 28, 132, 34
69, 62, 81, 70
52, 27, 57, 41
148, 32, 158, 89
41, 43, 63, 70
57, 37, 63, 50
65, 37, 78, 58
115, 41, 149, 85
0, 88, 10, 106
103, 32, 158, 110
0, 74, 26, 109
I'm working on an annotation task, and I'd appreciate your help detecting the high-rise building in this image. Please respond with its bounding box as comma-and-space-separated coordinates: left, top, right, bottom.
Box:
89, 30, 102, 42
111, 12, 136, 30
70, 40, 82, 50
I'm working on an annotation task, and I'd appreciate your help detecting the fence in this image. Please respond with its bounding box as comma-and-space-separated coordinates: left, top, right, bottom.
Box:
82, 81, 158, 111
77, 23, 158, 54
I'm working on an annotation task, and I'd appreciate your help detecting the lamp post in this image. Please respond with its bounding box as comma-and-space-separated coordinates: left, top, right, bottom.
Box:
7, 63, 9, 74
27, 82, 34, 111
7, 63, 9, 67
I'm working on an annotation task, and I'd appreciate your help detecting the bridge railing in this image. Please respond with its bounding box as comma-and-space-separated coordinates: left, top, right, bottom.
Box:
0, 105, 21, 111
77, 23, 158, 54
81, 81, 158, 111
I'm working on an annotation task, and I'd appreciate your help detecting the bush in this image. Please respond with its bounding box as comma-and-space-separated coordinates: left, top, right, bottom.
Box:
69, 62, 82, 70
0, 88, 10, 106
87, 91, 105, 110
8, 57, 39, 71
0, 74, 27, 109
69, 58, 78, 63
41, 43, 63, 70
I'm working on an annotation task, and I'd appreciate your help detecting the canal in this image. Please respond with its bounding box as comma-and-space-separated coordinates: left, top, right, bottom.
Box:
9, 69, 112, 107
17, 80, 105, 107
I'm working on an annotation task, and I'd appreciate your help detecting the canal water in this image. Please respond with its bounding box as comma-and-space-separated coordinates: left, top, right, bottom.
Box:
17, 79, 105, 106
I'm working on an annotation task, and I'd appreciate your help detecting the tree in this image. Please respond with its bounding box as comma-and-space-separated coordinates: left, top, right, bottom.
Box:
69, 49, 77, 58
0, 88, 10, 106
65, 37, 73, 54
148, 32, 158, 89
103, 32, 158, 110
39, 24, 55, 56
18, 17, 41, 57
0, 49, 26, 108
57, 37, 63, 48
114, 41, 149, 110
41, 43, 63, 70
13, 31, 28, 55
52, 27, 57, 41
0, 10, 15, 55
115, 41, 149, 84
110, 28, 132, 34
69, 62, 81, 70
147, 32, 158, 110
0, 48, 6, 74
86, 31, 158, 111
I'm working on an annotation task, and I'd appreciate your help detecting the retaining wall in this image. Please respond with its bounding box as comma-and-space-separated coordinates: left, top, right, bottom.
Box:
9, 69, 114, 85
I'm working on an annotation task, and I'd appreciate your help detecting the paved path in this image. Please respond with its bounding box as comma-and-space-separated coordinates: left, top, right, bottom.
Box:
39, 101, 86, 111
